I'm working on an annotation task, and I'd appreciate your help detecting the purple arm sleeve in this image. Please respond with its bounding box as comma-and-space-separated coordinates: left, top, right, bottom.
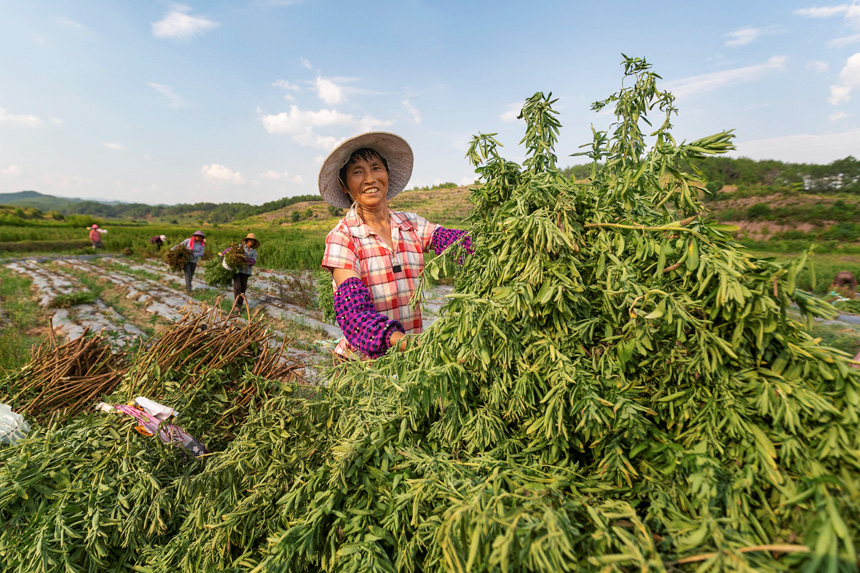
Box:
431, 227, 474, 258
334, 277, 405, 358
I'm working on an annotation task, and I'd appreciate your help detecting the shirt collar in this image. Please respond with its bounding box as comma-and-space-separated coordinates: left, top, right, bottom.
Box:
344, 207, 413, 239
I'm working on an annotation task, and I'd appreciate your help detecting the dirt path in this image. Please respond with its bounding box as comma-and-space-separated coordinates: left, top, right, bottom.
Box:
4, 255, 455, 372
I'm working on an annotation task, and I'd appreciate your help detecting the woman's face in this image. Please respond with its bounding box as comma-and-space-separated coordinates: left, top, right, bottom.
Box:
343, 155, 389, 211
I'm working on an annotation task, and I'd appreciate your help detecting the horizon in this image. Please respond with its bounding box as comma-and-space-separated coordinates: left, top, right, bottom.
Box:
2, 1, 859, 207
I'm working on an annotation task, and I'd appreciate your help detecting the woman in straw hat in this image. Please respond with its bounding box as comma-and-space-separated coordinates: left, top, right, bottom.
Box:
232, 233, 259, 311
173, 230, 206, 293
320, 132, 472, 360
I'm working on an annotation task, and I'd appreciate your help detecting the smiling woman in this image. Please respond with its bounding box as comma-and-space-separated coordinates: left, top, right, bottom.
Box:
318, 132, 473, 361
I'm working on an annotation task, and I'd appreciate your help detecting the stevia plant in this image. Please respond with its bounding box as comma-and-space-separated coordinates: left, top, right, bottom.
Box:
248, 56, 860, 572
165, 244, 192, 273
0, 307, 302, 573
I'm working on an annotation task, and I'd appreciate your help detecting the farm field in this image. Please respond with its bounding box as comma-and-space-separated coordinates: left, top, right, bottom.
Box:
2, 62, 860, 571
0, 251, 453, 373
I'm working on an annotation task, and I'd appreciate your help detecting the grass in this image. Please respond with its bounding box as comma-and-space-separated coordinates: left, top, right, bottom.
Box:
808, 320, 860, 357
55, 262, 163, 336
0, 268, 50, 373
744, 247, 860, 295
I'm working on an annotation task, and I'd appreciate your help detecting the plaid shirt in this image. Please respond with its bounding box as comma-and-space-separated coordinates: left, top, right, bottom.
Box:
322, 208, 439, 358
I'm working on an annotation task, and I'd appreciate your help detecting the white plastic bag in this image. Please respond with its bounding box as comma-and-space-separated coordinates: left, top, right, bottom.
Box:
0, 403, 31, 446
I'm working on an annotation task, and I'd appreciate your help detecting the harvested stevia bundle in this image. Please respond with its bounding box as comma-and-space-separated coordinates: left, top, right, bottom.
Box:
203, 256, 234, 287
222, 242, 248, 271
249, 57, 860, 572
165, 244, 191, 272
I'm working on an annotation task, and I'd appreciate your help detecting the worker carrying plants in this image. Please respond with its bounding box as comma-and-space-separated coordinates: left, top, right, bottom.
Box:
88, 224, 105, 249
230, 233, 259, 312
173, 230, 206, 293
319, 132, 472, 360
150, 234, 167, 250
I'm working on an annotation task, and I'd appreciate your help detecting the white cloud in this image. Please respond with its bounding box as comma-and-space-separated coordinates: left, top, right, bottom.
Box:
850, 2, 860, 28
54, 17, 85, 30
402, 99, 421, 124
808, 60, 830, 72
1, 165, 21, 176
499, 102, 523, 123
273, 79, 300, 102
256, 0, 305, 5
795, 4, 851, 18
300, 57, 313, 70
830, 52, 860, 104
830, 110, 852, 120
261, 106, 352, 132
664, 56, 787, 98
725, 27, 764, 47
261, 106, 344, 150
148, 82, 185, 108
103, 142, 126, 151
201, 163, 245, 184
260, 105, 394, 150
260, 169, 303, 183
799, 2, 860, 29
315, 77, 344, 104
733, 128, 860, 163
49, 117, 64, 125
829, 33, 860, 46
0, 107, 45, 128
152, 6, 219, 41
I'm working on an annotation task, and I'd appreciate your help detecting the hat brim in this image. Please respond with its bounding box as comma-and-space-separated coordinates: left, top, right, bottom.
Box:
318, 132, 413, 209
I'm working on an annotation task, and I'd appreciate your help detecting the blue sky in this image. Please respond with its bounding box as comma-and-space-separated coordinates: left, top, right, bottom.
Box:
1, 1, 859, 205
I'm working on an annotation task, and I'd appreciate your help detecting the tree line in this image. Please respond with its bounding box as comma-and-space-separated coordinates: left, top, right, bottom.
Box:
561, 155, 860, 192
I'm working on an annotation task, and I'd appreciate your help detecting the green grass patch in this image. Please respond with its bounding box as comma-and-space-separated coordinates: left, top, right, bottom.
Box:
808, 320, 860, 356
0, 268, 48, 372
745, 247, 860, 295
49, 291, 98, 308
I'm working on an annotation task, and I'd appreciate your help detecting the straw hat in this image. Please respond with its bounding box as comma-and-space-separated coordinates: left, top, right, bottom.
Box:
243, 233, 260, 247
159, 235, 166, 241
192, 230, 205, 237
318, 132, 413, 209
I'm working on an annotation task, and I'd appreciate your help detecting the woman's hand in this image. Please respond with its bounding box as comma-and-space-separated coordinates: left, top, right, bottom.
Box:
389, 331, 418, 352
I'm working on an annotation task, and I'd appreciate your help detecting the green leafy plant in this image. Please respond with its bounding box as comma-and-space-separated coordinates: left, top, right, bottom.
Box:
49, 290, 97, 308
203, 257, 234, 287
314, 269, 335, 324
164, 244, 191, 272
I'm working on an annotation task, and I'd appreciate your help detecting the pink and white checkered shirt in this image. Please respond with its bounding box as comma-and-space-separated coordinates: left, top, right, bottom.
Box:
322, 207, 439, 358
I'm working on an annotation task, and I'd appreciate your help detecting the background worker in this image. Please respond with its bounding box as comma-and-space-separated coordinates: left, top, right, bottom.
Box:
88, 224, 104, 249
173, 230, 206, 293
232, 233, 259, 311
150, 234, 167, 250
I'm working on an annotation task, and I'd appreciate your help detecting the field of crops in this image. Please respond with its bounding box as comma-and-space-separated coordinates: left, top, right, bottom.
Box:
0, 224, 329, 269
2, 57, 860, 573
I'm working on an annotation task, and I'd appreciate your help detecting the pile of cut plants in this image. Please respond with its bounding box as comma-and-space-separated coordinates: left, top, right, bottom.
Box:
0, 306, 305, 573
204, 242, 245, 287
2, 56, 860, 573
164, 244, 191, 272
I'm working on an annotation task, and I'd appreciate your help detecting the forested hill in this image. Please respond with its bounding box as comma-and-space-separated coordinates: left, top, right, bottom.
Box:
2, 156, 858, 226
0, 191, 323, 224
562, 155, 860, 193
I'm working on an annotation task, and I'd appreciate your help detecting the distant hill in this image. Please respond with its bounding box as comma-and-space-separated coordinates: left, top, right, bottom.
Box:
0, 191, 82, 210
